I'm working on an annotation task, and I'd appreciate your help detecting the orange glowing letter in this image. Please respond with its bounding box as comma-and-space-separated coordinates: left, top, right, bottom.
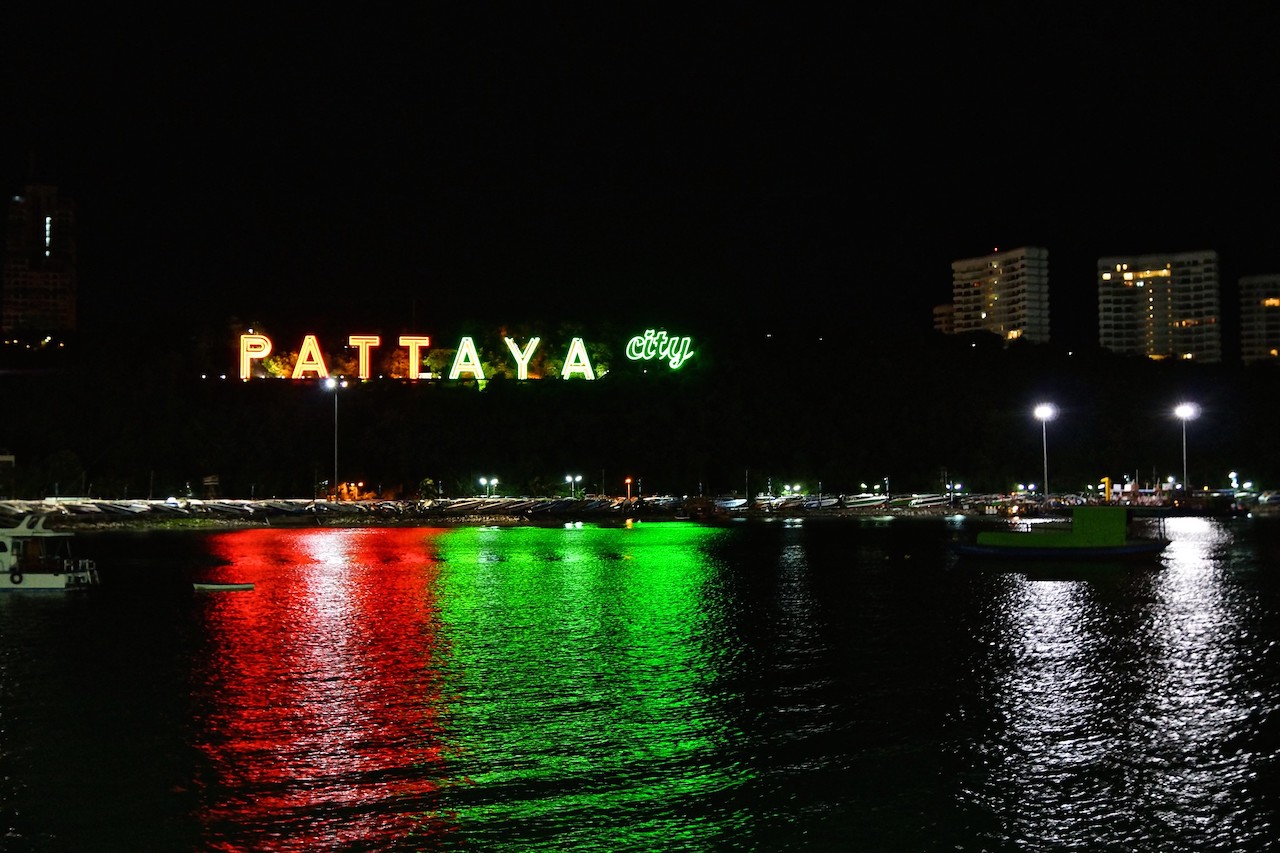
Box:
239, 334, 272, 380
349, 335, 380, 379
398, 335, 432, 380
291, 335, 330, 379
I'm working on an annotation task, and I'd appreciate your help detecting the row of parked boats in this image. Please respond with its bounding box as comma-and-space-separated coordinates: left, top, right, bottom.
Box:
0, 491, 965, 523
11, 486, 1276, 526
747, 492, 954, 511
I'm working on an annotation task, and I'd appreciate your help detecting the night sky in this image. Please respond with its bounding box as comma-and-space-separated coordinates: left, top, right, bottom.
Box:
6, 8, 1279, 351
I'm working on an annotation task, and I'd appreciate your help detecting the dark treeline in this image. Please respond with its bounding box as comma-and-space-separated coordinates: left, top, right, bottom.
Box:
3, 328, 1278, 501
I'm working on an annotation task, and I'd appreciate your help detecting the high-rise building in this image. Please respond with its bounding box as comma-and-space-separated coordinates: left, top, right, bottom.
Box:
1239, 273, 1280, 366
1097, 250, 1221, 363
931, 303, 954, 335
949, 247, 1050, 344
2, 184, 78, 335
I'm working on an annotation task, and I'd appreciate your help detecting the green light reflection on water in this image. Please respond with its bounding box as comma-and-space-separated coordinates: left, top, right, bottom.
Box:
428, 521, 755, 849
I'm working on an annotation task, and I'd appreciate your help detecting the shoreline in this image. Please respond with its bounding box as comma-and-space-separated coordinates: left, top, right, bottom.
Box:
7, 494, 1246, 534
47, 505, 975, 533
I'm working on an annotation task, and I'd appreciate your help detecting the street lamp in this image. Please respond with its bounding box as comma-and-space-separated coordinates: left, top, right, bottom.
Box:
479, 477, 498, 497
1034, 403, 1056, 497
625, 477, 632, 503
1175, 402, 1199, 491
566, 474, 581, 499
324, 377, 346, 500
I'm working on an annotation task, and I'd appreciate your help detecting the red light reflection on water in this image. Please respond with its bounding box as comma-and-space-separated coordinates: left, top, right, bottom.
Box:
189, 527, 460, 850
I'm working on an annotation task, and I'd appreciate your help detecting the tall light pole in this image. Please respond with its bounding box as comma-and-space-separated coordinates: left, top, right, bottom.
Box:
566, 474, 581, 499
325, 377, 345, 500
1175, 402, 1199, 491
1034, 403, 1056, 497
625, 477, 632, 503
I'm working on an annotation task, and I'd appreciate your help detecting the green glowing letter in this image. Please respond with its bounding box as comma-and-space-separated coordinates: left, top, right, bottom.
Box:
625, 329, 694, 369
449, 336, 485, 380
504, 336, 541, 380
561, 337, 595, 380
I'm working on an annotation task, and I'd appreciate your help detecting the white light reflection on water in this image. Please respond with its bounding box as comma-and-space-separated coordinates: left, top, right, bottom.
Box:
1140, 517, 1266, 847
961, 517, 1278, 851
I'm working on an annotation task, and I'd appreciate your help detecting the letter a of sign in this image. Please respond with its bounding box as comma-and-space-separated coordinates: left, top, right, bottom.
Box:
561, 337, 595, 380
291, 335, 330, 379
449, 337, 485, 380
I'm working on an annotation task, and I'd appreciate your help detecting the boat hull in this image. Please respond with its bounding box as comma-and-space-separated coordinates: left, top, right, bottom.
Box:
5, 570, 99, 589
2, 514, 100, 591
952, 539, 1170, 561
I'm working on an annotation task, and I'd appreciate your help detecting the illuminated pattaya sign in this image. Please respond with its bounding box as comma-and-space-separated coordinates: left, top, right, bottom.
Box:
238, 329, 694, 381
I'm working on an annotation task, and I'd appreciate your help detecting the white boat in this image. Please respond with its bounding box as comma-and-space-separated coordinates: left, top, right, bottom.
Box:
1254, 491, 1280, 517
842, 493, 887, 509
1, 514, 100, 590
193, 582, 255, 592
714, 497, 748, 511
802, 495, 839, 509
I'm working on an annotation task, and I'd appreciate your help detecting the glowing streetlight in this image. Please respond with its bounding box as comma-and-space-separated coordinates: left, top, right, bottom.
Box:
1175, 402, 1199, 491
479, 477, 498, 497
625, 477, 632, 502
566, 474, 582, 499
324, 377, 346, 500
1034, 403, 1056, 497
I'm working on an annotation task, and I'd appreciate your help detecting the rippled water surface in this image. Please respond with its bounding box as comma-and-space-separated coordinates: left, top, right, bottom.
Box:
3, 515, 1280, 850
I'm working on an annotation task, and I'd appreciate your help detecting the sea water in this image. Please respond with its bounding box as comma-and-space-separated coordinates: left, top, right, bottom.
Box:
2, 515, 1280, 851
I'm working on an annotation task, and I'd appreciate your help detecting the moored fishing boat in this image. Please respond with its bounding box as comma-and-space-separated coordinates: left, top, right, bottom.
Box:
1, 513, 100, 590
952, 505, 1170, 561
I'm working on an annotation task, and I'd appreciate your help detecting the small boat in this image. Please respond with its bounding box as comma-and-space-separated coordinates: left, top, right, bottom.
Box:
907, 493, 952, 508
1, 513, 100, 590
1253, 491, 1280, 517
842, 493, 888, 509
193, 582, 255, 592
952, 505, 1170, 561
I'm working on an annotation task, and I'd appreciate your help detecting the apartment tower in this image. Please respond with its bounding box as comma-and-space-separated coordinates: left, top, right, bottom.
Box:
1239, 273, 1280, 365
1097, 250, 1221, 362
2, 184, 78, 335
949, 247, 1050, 344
